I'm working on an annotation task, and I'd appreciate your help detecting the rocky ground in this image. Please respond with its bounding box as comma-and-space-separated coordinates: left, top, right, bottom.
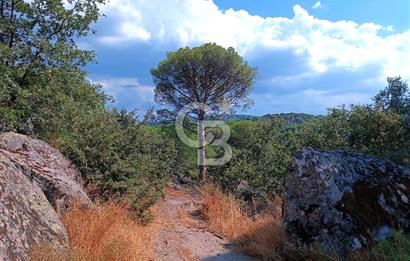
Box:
149, 184, 253, 261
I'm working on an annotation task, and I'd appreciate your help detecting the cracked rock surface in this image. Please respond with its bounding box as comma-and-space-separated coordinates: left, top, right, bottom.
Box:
0, 154, 68, 260
284, 148, 410, 256
0, 132, 91, 260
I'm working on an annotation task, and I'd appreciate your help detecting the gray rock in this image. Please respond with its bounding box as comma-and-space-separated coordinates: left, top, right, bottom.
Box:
284, 148, 410, 256
0, 153, 68, 260
0, 132, 91, 213
0, 132, 94, 260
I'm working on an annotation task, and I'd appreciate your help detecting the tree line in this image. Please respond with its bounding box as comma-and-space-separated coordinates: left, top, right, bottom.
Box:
1, 0, 408, 217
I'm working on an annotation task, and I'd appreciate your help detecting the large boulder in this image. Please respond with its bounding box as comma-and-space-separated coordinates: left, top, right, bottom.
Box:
0, 132, 91, 213
0, 132, 93, 260
0, 154, 68, 260
284, 148, 410, 256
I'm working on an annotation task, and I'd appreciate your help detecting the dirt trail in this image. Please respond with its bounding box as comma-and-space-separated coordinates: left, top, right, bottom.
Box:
150, 183, 253, 261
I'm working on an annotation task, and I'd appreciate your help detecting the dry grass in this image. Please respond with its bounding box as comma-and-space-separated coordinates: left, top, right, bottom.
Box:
177, 246, 200, 261
31, 201, 154, 261
165, 185, 199, 201
200, 185, 286, 260
200, 185, 410, 261
178, 207, 197, 229
30, 244, 68, 261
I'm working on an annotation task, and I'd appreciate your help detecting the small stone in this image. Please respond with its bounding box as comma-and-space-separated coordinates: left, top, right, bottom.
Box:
401, 194, 408, 204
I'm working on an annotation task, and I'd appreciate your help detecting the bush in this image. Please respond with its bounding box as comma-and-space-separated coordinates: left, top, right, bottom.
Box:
1, 66, 177, 214
299, 105, 409, 165
209, 118, 300, 198
1, 0, 177, 214
299, 77, 410, 166
205, 77, 409, 204
52, 109, 176, 214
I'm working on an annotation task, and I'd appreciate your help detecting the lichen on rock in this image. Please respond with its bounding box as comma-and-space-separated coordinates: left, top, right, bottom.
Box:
0, 132, 91, 213
284, 148, 410, 256
0, 132, 93, 260
0, 154, 68, 260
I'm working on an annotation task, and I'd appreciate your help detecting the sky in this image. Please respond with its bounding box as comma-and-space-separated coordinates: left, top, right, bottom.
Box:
81, 0, 410, 116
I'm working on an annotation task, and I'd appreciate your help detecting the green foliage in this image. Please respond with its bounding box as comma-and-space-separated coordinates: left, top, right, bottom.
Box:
51, 109, 176, 213
148, 123, 201, 179
151, 43, 257, 112
374, 76, 410, 116
299, 78, 410, 165
1, 0, 103, 70
208, 118, 300, 198
262, 112, 323, 125
151, 43, 257, 180
1, 0, 105, 133
371, 232, 410, 261
1, 0, 176, 215
198, 78, 408, 198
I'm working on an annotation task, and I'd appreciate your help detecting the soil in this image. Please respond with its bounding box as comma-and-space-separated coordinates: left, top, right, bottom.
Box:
150, 183, 253, 261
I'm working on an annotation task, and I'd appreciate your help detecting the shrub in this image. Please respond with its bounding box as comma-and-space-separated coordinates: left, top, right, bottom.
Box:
299, 77, 410, 166
209, 118, 300, 198
1, 0, 176, 215
299, 104, 409, 165
50, 109, 176, 214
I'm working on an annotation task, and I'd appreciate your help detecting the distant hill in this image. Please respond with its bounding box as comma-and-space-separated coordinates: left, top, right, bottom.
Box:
220, 114, 258, 121
147, 112, 322, 125
222, 113, 322, 125
261, 113, 323, 125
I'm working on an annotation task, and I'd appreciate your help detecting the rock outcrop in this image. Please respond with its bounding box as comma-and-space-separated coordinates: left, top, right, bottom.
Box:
0, 154, 68, 260
284, 148, 410, 256
0, 132, 92, 260
0, 132, 91, 213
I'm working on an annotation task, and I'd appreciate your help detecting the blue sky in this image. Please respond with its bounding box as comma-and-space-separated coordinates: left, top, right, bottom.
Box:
82, 0, 410, 115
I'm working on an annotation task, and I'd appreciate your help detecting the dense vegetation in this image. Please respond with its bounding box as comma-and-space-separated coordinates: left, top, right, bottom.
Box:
0, 0, 175, 216
1, 0, 408, 220
212, 77, 410, 196
151, 43, 256, 181
1, 1, 409, 260
150, 77, 409, 203
300, 76, 409, 166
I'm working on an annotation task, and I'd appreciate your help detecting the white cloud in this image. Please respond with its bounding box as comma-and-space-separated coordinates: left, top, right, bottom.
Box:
92, 77, 155, 110
312, 1, 323, 9
98, 77, 153, 100
95, 0, 409, 82
99, 26, 151, 44
251, 89, 371, 115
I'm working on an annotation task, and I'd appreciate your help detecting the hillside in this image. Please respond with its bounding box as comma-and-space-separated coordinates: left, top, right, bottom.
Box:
1, 0, 409, 260
147, 112, 321, 125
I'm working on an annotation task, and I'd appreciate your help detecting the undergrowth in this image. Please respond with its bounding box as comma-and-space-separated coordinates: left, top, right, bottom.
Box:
30, 201, 154, 261
200, 184, 288, 260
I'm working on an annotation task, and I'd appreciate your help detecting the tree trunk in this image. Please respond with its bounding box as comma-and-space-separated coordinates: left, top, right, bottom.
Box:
198, 111, 207, 182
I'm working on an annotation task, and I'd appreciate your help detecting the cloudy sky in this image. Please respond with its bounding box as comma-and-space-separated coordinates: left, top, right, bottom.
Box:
81, 0, 410, 115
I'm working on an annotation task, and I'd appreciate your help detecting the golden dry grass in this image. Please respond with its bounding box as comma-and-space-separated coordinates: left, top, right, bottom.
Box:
200, 185, 286, 260
177, 246, 200, 261
31, 201, 154, 261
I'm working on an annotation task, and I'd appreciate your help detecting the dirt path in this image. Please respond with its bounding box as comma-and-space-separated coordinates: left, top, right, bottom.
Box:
150, 183, 253, 261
